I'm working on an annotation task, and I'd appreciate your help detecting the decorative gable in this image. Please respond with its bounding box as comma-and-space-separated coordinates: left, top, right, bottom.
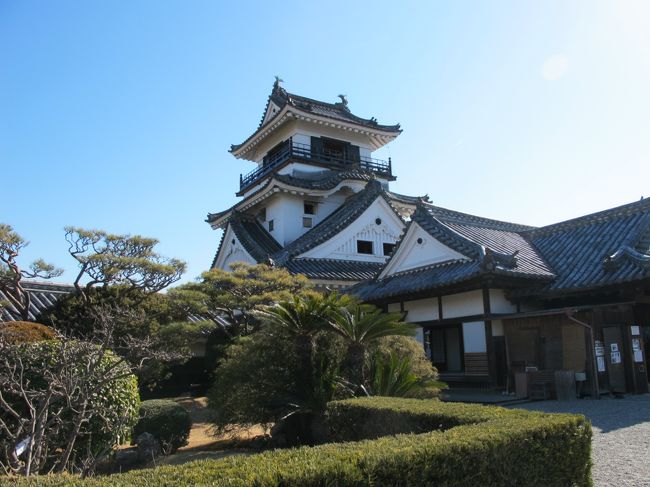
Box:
261, 101, 282, 127
380, 222, 469, 278
213, 225, 256, 270
298, 197, 404, 263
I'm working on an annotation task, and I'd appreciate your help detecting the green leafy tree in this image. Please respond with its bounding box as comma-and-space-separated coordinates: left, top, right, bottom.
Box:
0, 224, 63, 321
41, 289, 208, 390
169, 262, 312, 340
64, 227, 186, 302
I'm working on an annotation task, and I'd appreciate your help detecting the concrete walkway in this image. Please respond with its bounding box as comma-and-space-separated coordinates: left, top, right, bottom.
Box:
513, 395, 650, 487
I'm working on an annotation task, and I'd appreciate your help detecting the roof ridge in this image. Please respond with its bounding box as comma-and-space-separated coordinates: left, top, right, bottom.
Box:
412, 205, 484, 259
527, 197, 650, 237
377, 258, 471, 281
423, 203, 535, 232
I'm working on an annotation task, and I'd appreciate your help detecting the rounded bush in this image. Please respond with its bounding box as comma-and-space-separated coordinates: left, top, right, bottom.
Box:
133, 399, 192, 453
0, 321, 57, 344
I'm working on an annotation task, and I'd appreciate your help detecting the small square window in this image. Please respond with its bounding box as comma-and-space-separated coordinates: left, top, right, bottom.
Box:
303, 217, 313, 228
304, 202, 316, 215
268, 220, 274, 232
357, 240, 373, 254
258, 208, 267, 221
383, 243, 396, 256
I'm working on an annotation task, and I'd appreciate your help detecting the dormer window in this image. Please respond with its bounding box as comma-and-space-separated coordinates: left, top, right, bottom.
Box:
357, 240, 373, 255
383, 243, 396, 256
304, 202, 316, 215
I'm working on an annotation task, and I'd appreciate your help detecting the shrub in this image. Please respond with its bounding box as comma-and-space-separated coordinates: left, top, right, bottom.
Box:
370, 335, 445, 398
0, 340, 140, 474
0, 321, 57, 344
13, 398, 592, 486
133, 400, 192, 453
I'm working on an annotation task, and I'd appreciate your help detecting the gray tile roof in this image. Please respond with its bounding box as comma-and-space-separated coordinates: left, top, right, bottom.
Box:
229, 211, 282, 263
206, 170, 376, 225
353, 259, 483, 301
1, 281, 75, 322
416, 205, 554, 277
285, 259, 383, 281
231, 81, 401, 153
354, 198, 650, 302
522, 198, 650, 296
352, 204, 555, 302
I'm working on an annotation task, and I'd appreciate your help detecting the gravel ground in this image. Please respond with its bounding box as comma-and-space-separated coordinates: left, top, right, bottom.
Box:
513, 394, 650, 487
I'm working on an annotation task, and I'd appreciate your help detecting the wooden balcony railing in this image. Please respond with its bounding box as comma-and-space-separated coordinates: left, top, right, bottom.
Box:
239, 141, 392, 191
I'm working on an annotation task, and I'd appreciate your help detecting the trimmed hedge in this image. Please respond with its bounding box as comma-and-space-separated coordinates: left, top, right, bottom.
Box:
133, 400, 192, 453
0, 321, 57, 344
8, 397, 591, 486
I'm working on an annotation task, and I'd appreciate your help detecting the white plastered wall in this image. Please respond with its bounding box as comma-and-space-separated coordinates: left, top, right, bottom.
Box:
299, 197, 404, 262
403, 298, 439, 322
489, 289, 517, 313
213, 225, 257, 270
380, 223, 467, 278
441, 290, 484, 319
462, 322, 487, 353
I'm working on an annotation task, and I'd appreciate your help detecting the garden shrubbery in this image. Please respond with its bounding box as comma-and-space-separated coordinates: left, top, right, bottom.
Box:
0, 321, 57, 344
0, 340, 139, 475
133, 400, 192, 453
12, 397, 592, 486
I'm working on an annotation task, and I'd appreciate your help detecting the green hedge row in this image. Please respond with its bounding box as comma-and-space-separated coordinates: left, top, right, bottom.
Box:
7, 397, 592, 487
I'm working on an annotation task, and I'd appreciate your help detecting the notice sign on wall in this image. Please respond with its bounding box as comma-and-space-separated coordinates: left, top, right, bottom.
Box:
611, 351, 622, 364
595, 341, 605, 357
597, 356, 606, 372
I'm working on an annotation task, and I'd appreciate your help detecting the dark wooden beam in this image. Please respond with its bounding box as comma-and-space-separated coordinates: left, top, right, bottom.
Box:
483, 287, 497, 385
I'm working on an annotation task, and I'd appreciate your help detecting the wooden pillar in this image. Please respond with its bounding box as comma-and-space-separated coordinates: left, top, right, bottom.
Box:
482, 288, 497, 384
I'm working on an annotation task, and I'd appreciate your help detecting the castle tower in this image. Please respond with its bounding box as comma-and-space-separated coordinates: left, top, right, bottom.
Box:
207, 80, 427, 288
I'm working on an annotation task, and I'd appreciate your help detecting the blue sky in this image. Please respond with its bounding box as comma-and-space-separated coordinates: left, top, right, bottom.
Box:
2, 1, 649, 285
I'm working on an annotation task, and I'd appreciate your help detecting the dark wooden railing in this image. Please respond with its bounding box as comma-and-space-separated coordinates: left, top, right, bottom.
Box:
239, 141, 392, 191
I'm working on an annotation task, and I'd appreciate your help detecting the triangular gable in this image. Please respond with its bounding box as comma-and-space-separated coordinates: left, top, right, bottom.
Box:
260, 100, 283, 127
379, 221, 469, 278
212, 225, 257, 270
298, 197, 404, 262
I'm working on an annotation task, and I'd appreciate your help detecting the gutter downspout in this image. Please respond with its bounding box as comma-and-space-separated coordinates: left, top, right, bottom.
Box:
565, 311, 600, 399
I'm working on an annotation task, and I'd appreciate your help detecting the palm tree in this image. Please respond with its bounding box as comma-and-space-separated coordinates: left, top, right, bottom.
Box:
255, 294, 339, 404
255, 293, 343, 445
327, 303, 417, 391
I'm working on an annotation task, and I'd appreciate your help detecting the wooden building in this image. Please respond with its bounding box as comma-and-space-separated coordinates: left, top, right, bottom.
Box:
354, 200, 650, 396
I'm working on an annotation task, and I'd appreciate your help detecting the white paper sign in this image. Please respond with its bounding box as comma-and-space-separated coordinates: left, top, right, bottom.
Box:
611, 351, 622, 364
610, 343, 619, 353
634, 350, 644, 363
631, 325, 640, 336
597, 356, 606, 372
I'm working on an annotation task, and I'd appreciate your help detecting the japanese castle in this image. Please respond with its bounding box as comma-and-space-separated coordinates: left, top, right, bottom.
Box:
207, 78, 421, 287
208, 80, 650, 396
